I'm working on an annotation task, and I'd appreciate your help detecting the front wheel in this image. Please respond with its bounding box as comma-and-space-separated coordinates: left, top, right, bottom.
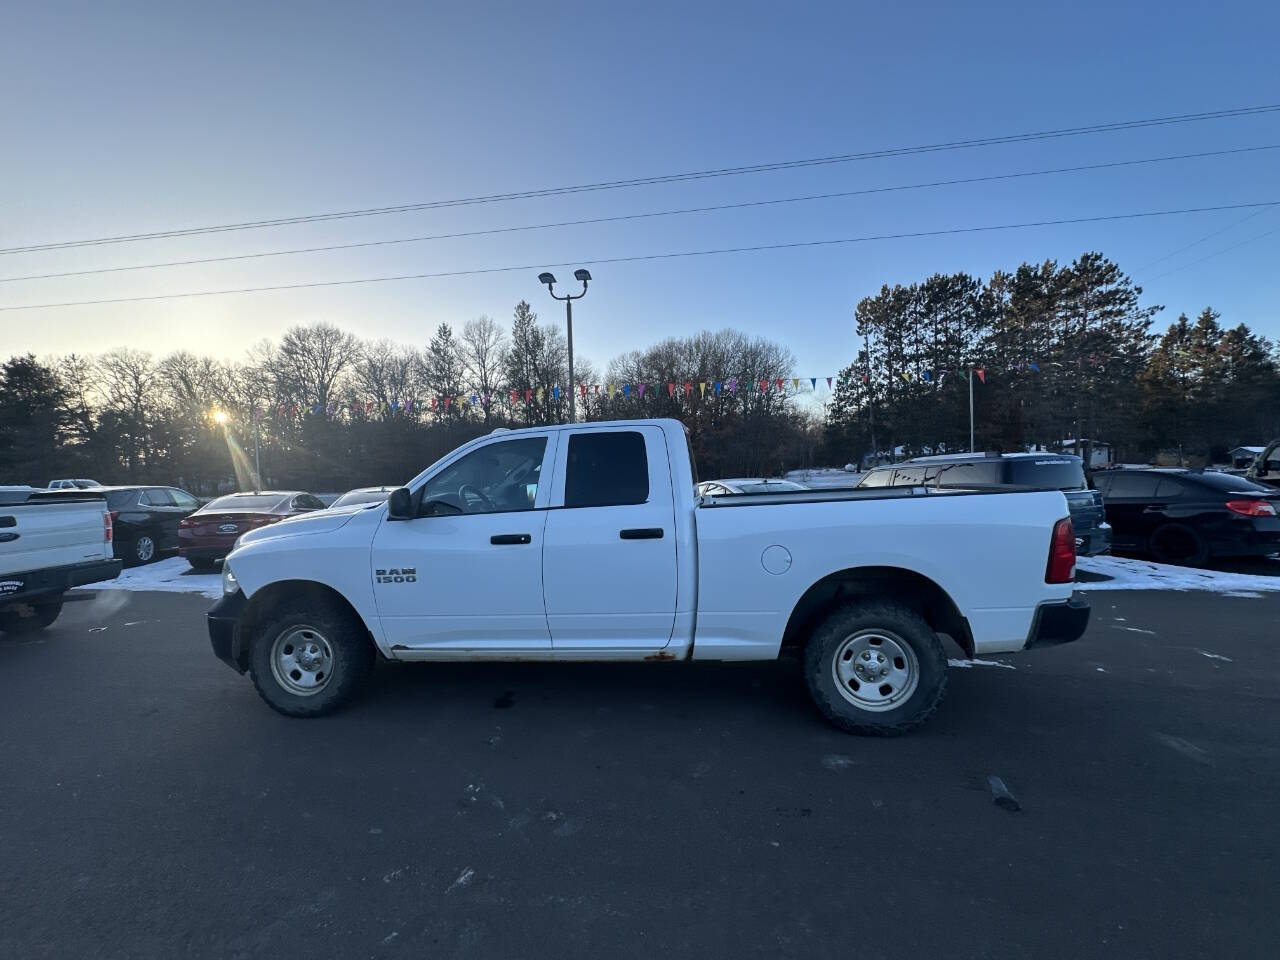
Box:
0, 599, 64, 636
248, 601, 374, 717
187, 557, 218, 572
804, 599, 948, 736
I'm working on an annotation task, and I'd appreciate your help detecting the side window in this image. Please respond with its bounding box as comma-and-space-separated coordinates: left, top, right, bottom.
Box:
564, 431, 649, 508
420, 437, 548, 514
142, 489, 174, 506
1154, 478, 1186, 498
892, 467, 924, 486
168, 489, 199, 509
293, 494, 325, 510
1103, 473, 1161, 498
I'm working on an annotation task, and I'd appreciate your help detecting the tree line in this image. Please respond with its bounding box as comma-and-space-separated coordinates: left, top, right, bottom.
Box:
825, 251, 1280, 466
0, 303, 816, 492
3, 249, 1277, 492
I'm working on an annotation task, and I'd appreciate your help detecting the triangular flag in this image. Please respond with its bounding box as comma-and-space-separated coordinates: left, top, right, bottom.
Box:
1027, 362, 1039, 373
759, 379, 768, 393
862, 373, 869, 384
809, 378, 817, 390
638, 383, 646, 397
775, 378, 785, 391
792, 378, 800, 390
713, 380, 722, 394
976, 369, 986, 383
623, 384, 631, 396
727, 378, 737, 393
826, 377, 833, 388
922, 370, 932, 382
579, 384, 587, 397
901, 372, 911, 382
667, 383, 675, 397
607, 383, 616, 397
524, 388, 533, 402
552, 386, 560, 400
444, 396, 452, 410
536, 387, 544, 401
684, 382, 692, 396
698, 382, 706, 397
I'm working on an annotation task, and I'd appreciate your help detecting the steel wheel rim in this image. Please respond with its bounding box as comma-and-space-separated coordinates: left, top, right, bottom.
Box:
831, 629, 920, 712
136, 536, 155, 562
270, 626, 335, 696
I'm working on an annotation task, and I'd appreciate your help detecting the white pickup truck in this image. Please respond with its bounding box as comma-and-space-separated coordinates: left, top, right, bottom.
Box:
208, 419, 1089, 734
0, 486, 121, 634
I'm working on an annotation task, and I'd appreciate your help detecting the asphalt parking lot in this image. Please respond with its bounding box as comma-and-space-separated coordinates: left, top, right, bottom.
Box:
2, 586, 1278, 959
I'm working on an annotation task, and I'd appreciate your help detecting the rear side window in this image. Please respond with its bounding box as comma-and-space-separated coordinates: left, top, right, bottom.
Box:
105, 489, 138, 509
141, 489, 174, 506
292, 494, 325, 510
935, 461, 1001, 485
168, 489, 199, 509
1154, 478, 1189, 498
565, 431, 649, 508
1102, 473, 1161, 498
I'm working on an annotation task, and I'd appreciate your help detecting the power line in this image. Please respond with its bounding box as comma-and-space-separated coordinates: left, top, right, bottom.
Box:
1133, 205, 1273, 271
3, 200, 1276, 313
1148, 218, 1280, 280
5, 102, 1279, 257
4, 144, 1275, 285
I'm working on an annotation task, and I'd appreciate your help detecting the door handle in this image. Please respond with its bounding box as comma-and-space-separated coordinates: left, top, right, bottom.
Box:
0, 532, 17, 543
490, 533, 532, 545
619, 528, 664, 540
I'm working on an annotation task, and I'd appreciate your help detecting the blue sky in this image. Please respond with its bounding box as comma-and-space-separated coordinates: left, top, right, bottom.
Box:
2, 0, 1277, 378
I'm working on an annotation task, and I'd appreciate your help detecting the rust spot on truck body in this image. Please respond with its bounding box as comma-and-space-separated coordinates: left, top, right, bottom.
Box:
644, 650, 677, 661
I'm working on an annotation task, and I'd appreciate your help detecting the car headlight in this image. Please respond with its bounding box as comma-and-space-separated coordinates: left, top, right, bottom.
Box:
222, 563, 240, 596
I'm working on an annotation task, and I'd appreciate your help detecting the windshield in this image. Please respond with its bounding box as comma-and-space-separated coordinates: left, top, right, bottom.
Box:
734, 480, 806, 493
331, 489, 391, 508
203, 494, 286, 511
1005, 458, 1086, 491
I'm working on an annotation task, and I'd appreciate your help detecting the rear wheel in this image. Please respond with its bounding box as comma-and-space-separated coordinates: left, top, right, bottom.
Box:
804, 599, 948, 736
187, 557, 218, 572
0, 600, 64, 636
1149, 523, 1209, 566
126, 534, 157, 566
248, 600, 374, 717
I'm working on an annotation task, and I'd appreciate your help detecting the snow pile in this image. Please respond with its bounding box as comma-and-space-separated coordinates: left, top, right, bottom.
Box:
78, 556, 222, 599
1077, 555, 1280, 594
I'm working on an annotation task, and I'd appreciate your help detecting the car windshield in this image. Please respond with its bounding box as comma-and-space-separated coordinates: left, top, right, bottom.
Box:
1194, 472, 1277, 494
1005, 458, 1086, 491
733, 480, 806, 493
203, 494, 286, 511
331, 489, 391, 507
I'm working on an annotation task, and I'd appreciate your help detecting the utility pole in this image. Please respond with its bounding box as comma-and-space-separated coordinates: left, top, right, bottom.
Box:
538, 270, 592, 423
252, 410, 262, 492
968, 367, 976, 453
864, 331, 877, 468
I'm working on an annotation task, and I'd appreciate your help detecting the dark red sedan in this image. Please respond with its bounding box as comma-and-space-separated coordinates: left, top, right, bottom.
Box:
178, 491, 325, 570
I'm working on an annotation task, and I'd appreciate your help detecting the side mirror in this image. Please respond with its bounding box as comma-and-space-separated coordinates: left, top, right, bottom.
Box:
387, 487, 413, 520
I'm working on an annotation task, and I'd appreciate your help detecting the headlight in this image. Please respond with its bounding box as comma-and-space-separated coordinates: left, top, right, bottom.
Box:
222, 563, 240, 595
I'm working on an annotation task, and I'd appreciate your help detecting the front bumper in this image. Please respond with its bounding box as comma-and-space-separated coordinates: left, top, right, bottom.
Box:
1025, 592, 1091, 649
1, 558, 122, 606
207, 589, 249, 673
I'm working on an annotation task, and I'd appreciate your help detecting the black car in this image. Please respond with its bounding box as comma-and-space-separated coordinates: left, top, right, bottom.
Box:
856, 453, 1111, 556
1092, 469, 1280, 565
102, 486, 202, 566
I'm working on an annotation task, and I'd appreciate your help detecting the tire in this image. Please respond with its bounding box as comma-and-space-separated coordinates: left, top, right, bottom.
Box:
187, 557, 218, 572
1149, 523, 1209, 567
804, 599, 948, 736
126, 534, 158, 567
248, 599, 374, 717
0, 599, 64, 636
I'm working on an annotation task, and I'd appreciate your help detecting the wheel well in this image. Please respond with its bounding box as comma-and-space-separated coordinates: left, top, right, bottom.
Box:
780, 566, 974, 659
241, 580, 377, 657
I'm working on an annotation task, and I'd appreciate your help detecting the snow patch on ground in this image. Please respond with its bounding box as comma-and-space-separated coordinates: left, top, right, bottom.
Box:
1077, 555, 1280, 594
948, 658, 1015, 670
76, 556, 222, 600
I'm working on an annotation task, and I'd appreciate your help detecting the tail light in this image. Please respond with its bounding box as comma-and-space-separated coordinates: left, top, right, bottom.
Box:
105, 510, 115, 543
1046, 517, 1076, 583
178, 517, 193, 529
1226, 498, 1277, 518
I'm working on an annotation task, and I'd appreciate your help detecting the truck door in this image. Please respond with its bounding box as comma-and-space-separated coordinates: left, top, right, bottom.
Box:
542, 426, 678, 653
370, 433, 557, 652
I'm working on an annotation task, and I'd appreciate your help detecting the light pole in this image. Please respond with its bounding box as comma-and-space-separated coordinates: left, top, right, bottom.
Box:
538, 269, 591, 423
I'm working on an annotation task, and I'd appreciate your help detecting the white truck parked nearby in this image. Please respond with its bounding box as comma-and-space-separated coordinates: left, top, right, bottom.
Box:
0, 486, 121, 634
209, 419, 1090, 734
